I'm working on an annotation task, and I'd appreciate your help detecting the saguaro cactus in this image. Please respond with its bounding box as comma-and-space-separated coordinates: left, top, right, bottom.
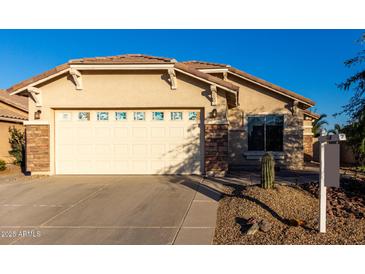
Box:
261, 153, 275, 189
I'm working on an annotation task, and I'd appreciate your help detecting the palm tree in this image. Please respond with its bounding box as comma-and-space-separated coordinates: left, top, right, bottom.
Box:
312, 114, 328, 137
327, 123, 342, 135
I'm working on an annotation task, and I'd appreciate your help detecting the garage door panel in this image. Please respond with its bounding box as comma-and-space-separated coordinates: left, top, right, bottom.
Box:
77, 128, 93, 138
150, 144, 166, 157
95, 127, 111, 138
76, 144, 94, 155
151, 127, 166, 138
132, 144, 149, 156
114, 127, 129, 138
132, 127, 148, 138
56, 110, 202, 175
113, 144, 130, 155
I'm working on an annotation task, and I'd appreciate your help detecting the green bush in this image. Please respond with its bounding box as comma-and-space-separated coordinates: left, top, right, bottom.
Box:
8, 126, 25, 165
0, 160, 6, 171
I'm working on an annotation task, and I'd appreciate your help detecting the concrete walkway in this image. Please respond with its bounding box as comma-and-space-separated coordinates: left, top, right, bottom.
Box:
173, 181, 220, 245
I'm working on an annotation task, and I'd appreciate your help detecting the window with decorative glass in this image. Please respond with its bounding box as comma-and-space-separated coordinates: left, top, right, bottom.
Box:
152, 112, 164, 121
188, 111, 198, 121
96, 112, 109, 121
170, 112, 183, 121
134, 112, 145, 121
78, 112, 90, 121
115, 112, 127, 121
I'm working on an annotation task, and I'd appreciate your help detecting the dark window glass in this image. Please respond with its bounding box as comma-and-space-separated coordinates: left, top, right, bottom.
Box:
248, 116, 265, 151
265, 115, 283, 151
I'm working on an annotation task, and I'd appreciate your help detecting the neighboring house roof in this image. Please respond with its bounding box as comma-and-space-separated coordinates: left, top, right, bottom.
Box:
0, 89, 28, 112
0, 108, 27, 122
183, 61, 315, 107
303, 109, 320, 120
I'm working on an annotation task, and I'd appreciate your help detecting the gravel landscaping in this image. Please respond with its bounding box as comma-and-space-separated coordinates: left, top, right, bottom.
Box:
214, 177, 365, 244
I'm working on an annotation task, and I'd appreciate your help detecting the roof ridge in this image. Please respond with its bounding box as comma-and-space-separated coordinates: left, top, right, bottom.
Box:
70, 54, 175, 63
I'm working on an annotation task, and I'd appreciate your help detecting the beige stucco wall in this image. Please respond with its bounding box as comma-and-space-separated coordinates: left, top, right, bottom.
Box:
223, 73, 303, 169
28, 70, 227, 174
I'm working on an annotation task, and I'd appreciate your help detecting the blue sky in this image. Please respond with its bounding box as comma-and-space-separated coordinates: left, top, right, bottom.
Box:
0, 30, 363, 128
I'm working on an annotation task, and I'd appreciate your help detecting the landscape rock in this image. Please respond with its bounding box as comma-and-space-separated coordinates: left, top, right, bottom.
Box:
258, 219, 272, 232
246, 223, 260, 235
247, 217, 258, 225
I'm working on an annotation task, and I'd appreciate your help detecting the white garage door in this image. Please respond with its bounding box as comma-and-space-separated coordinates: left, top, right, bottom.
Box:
55, 110, 202, 175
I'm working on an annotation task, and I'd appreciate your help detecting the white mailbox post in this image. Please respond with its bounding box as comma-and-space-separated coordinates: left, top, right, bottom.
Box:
318, 133, 346, 233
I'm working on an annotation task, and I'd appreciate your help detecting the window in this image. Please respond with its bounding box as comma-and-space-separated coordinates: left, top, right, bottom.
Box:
171, 112, 183, 121
115, 112, 127, 121
152, 112, 164, 121
248, 115, 283, 151
134, 112, 145, 121
188, 111, 198, 121
78, 112, 90, 121
96, 112, 109, 121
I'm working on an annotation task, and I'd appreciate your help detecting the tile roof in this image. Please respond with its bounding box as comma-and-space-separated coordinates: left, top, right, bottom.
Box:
7, 63, 70, 94
182, 61, 229, 69
184, 61, 315, 106
0, 108, 27, 121
7, 54, 175, 93
5, 54, 315, 107
0, 89, 28, 112
174, 63, 239, 92
69, 54, 176, 64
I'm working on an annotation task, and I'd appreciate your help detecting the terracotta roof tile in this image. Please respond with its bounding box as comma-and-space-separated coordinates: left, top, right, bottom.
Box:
5, 54, 315, 108
0, 89, 28, 112
182, 61, 229, 69
184, 60, 315, 106
303, 109, 320, 119
7, 63, 70, 93
69, 54, 175, 64
0, 108, 27, 121
7, 55, 175, 93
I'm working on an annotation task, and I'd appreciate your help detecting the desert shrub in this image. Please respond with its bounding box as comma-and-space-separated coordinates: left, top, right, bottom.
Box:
8, 126, 25, 165
0, 160, 6, 171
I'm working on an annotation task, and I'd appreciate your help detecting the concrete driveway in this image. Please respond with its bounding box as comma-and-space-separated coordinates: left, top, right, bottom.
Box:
0, 175, 219, 245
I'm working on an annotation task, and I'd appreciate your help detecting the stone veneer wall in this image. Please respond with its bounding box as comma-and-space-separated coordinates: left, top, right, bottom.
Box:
303, 135, 313, 162
25, 125, 50, 173
283, 114, 304, 169
205, 123, 229, 176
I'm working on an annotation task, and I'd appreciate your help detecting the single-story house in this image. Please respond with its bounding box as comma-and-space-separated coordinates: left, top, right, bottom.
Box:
0, 89, 28, 163
7, 54, 318, 176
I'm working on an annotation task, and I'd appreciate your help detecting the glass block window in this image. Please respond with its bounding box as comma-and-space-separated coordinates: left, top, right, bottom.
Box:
78, 112, 90, 121
115, 112, 127, 121
171, 112, 183, 121
188, 111, 198, 121
152, 112, 164, 121
96, 112, 109, 121
134, 112, 145, 121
